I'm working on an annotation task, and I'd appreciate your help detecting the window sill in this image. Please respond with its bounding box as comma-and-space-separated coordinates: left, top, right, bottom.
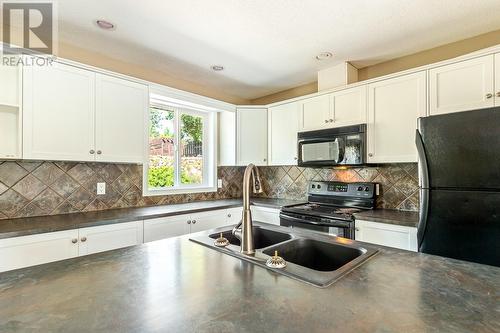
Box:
143, 186, 218, 197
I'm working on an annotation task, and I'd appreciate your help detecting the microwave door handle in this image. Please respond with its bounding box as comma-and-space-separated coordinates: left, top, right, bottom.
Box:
336, 139, 346, 164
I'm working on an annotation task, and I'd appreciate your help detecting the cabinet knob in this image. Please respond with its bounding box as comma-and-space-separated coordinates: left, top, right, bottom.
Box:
97, 150, 102, 155
496, 92, 500, 97
263, 158, 267, 162
294, 157, 298, 160
486, 93, 493, 99
187, 220, 191, 224
89, 150, 95, 154
324, 120, 329, 123
71, 238, 78, 244
80, 237, 87, 242
368, 153, 373, 157
329, 119, 334, 122
227, 214, 232, 218
192, 220, 197, 224
355, 227, 360, 232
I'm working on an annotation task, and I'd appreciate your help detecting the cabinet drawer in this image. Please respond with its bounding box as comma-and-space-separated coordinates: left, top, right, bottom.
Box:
355, 219, 417, 251
144, 215, 191, 243
78, 221, 143, 255
250, 206, 280, 225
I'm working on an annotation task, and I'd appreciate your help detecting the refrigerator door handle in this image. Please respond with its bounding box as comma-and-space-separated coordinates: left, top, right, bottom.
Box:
415, 129, 430, 249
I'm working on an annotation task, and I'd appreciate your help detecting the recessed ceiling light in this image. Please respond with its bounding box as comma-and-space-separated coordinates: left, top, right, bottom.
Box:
96, 20, 115, 30
316, 52, 333, 60
210, 65, 224, 71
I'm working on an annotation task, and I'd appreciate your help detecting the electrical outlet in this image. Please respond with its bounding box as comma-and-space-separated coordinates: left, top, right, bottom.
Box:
217, 179, 223, 189
97, 182, 106, 195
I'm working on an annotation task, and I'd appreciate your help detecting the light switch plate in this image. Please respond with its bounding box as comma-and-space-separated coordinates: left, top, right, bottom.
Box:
217, 179, 223, 188
97, 182, 106, 195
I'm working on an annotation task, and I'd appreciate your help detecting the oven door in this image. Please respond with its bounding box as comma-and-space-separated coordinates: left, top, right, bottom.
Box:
279, 213, 353, 239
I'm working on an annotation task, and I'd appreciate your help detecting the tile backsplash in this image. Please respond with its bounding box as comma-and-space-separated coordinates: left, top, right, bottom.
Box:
0, 161, 419, 220
0, 161, 245, 220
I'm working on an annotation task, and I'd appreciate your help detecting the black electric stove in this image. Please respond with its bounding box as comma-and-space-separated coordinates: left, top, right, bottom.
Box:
280, 181, 378, 239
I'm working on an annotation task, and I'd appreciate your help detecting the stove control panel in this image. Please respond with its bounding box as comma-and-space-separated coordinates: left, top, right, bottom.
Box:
309, 181, 378, 198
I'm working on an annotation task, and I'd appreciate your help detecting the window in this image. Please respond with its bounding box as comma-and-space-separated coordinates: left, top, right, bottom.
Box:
143, 92, 217, 195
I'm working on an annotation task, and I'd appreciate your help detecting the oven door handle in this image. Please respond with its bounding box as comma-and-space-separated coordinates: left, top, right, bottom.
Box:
280, 213, 335, 227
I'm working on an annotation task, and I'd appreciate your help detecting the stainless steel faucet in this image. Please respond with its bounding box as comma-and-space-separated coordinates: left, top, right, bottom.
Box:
232, 164, 263, 255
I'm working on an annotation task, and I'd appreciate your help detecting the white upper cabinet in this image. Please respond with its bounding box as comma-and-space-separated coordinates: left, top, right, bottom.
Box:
429, 55, 495, 115
495, 53, 500, 105
237, 107, 268, 166
300, 94, 331, 131
367, 71, 427, 163
23, 62, 96, 161
95, 74, 147, 163
332, 85, 367, 127
268, 102, 299, 165
23, 61, 147, 163
0, 57, 21, 107
0, 57, 22, 159
218, 111, 236, 166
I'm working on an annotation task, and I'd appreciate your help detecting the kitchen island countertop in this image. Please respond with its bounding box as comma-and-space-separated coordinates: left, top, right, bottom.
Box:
0, 224, 498, 333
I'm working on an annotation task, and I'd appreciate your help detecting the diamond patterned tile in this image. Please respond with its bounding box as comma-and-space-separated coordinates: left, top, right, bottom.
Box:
286, 167, 302, 181
0, 162, 28, 186
0, 182, 8, 195
68, 163, 95, 184
84, 199, 108, 212
67, 187, 95, 211
97, 164, 122, 183
52, 202, 79, 215
0, 189, 29, 216
123, 185, 142, 206
98, 184, 122, 206
17, 161, 42, 172
393, 175, 419, 197
32, 188, 65, 213
12, 174, 47, 200
32, 163, 64, 185
356, 167, 379, 182
379, 165, 406, 185
15, 203, 46, 218
51, 173, 80, 198
54, 161, 78, 172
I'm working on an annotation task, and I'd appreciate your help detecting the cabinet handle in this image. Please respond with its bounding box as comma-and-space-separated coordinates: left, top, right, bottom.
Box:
227, 214, 232, 218
368, 153, 373, 157
97, 150, 102, 155
187, 220, 191, 224
192, 220, 197, 224
496, 92, 500, 98
80, 237, 87, 242
71, 238, 78, 244
89, 150, 95, 154
324, 120, 329, 123
329, 119, 334, 122
486, 93, 493, 99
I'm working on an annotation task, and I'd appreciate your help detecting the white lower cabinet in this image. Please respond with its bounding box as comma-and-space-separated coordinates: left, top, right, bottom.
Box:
355, 219, 417, 252
143, 208, 242, 243
250, 206, 281, 225
78, 221, 143, 256
0, 229, 79, 273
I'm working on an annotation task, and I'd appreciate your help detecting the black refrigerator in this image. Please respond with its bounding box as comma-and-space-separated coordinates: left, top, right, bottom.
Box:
416, 107, 500, 267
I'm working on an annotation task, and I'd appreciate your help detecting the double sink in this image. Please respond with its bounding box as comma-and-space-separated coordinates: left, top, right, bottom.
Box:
190, 223, 378, 287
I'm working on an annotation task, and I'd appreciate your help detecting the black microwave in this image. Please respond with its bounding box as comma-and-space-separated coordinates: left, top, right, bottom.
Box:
297, 124, 366, 167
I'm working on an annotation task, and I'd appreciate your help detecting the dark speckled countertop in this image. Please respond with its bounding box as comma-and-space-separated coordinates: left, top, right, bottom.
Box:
0, 198, 305, 239
354, 209, 419, 228
0, 224, 498, 332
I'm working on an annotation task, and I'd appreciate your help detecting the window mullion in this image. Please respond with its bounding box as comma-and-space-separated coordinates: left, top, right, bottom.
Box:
174, 109, 181, 187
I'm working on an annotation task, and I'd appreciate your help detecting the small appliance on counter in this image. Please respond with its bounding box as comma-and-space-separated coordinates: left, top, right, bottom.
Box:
416, 107, 500, 267
280, 181, 378, 238
297, 124, 366, 167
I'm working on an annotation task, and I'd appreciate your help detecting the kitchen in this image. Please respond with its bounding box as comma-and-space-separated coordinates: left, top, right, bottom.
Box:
0, 1, 499, 332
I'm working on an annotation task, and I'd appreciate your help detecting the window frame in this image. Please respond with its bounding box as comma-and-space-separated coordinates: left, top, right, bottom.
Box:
143, 97, 217, 196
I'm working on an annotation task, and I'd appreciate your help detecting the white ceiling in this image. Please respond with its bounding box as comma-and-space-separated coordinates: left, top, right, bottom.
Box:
52, 0, 500, 100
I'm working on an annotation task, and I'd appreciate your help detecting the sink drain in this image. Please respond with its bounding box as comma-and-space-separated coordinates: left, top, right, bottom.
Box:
266, 251, 287, 269
213, 233, 230, 247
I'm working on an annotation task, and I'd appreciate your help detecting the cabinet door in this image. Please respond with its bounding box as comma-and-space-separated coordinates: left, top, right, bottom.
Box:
78, 221, 143, 256
355, 220, 417, 252
143, 214, 191, 242
429, 55, 494, 115
250, 206, 281, 225
300, 94, 331, 131
268, 102, 299, 165
495, 53, 500, 106
332, 86, 367, 127
190, 209, 232, 233
23, 62, 96, 161
237, 108, 268, 166
0, 57, 21, 106
226, 207, 243, 225
367, 72, 427, 163
0, 229, 79, 272
218, 111, 236, 166
95, 74, 148, 163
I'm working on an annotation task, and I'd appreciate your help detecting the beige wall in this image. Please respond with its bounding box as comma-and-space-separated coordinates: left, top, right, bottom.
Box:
250, 81, 318, 105
358, 29, 500, 81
